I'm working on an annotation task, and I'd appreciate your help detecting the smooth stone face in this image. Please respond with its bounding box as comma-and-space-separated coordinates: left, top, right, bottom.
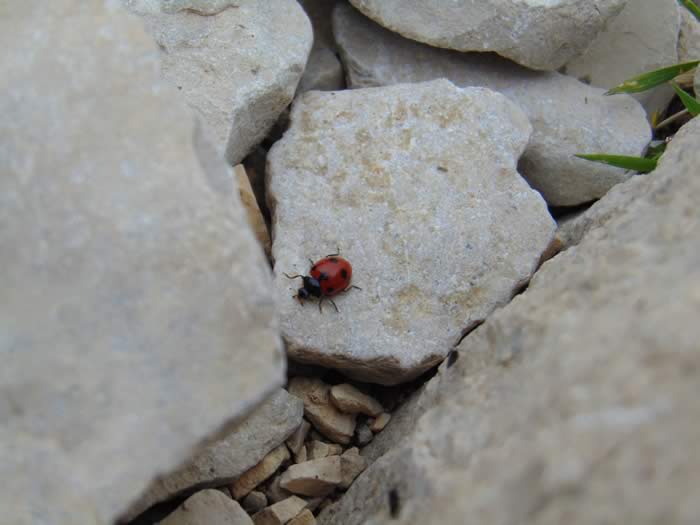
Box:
297, 47, 345, 94
269, 79, 555, 384
563, 0, 681, 117
0, 2, 282, 524
678, 6, 700, 63
160, 490, 253, 525
348, 0, 625, 71
125, 390, 302, 519
279, 456, 343, 496
121, 0, 312, 165
317, 117, 700, 525
696, 66, 700, 98
231, 445, 291, 500
333, 3, 651, 207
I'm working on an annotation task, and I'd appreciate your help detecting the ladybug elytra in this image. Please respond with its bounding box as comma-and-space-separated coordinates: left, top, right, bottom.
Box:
284, 249, 360, 312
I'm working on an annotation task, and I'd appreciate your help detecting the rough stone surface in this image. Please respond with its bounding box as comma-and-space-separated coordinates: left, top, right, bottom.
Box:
265, 476, 293, 504
287, 420, 312, 455
563, 0, 680, 117
0, 3, 284, 524
280, 457, 343, 496
297, 47, 345, 94
307, 441, 344, 461
368, 413, 391, 433
253, 496, 308, 525
232, 445, 291, 500
269, 79, 555, 384
347, 0, 625, 71
243, 491, 269, 514
339, 448, 367, 489
294, 445, 309, 464
288, 378, 357, 444
236, 165, 271, 257
121, 0, 312, 165
355, 424, 374, 446
333, 3, 651, 207
317, 118, 700, 525
128, 389, 302, 518
289, 509, 317, 525
160, 490, 253, 525
330, 384, 383, 416
678, 6, 700, 63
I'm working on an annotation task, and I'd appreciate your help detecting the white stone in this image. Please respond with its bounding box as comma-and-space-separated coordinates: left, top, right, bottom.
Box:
563, 0, 681, 117
348, 0, 625, 71
121, 0, 313, 165
126, 390, 302, 518
253, 496, 308, 525
280, 457, 343, 496
678, 7, 700, 63
0, 2, 282, 524
330, 384, 383, 416
333, 3, 651, 207
160, 490, 253, 525
368, 413, 391, 433
317, 117, 700, 525
297, 0, 344, 93
269, 79, 555, 384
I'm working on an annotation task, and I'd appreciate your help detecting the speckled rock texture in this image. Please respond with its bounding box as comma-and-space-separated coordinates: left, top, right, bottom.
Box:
678, 6, 700, 63
333, 3, 651, 207
121, 0, 312, 165
0, 2, 282, 523
268, 79, 555, 385
563, 0, 681, 117
124, 390, 302, 520
317, 117, 700, 525
348, 0, 625, 71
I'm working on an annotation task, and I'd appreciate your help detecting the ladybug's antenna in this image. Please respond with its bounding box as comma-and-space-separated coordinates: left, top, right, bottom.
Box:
283, 273, 303, 280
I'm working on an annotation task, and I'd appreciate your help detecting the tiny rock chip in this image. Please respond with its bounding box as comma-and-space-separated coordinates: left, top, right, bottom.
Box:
279, 456, 343, 497
242, 491, 269, 514
368, 413, 391, 433
160, 490, 253, 525
295, 444, 309, 464
287, 419, 312, 455
288, 509, 317, 525
252, 496, 308, 525
264, 476, 292, 505
232, 445, 291, 500
330, 384, 384, 416
307, 441, 344, 460
339, 447, 367, 489
355, 423, 374, 446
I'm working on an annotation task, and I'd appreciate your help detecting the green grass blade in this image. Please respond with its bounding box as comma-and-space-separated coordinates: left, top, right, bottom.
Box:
670, 81, 700, 116
606, 61, 700, 95
575, 154, 657, 173
679, 0, 700, 22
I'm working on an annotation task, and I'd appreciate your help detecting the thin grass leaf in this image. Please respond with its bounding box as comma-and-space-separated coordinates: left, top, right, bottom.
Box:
575, 154, 657, 173
670, 81, 700, 116
606, 61, 700, 95
645, 141, 667, 161
679, 0, 700, 22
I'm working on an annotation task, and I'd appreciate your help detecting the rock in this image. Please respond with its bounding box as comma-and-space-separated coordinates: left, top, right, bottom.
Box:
253, 496, 308, 525
160, 490, 253, 525
289, 509, 317, 525
243, 491, 269, 514
307, 441, 344, 460
330, 384, 383, 416
678, 6, 700, 63
696, 65, 700, 98
279, 457, 343, 496
0, 2, 284, 524
297, 47, 345, 94
333, 3, 651, 207
368, 413, 391, 433
563, 0, 680, 117
339, 448, 367, 489
121, 0, 313, 165
236, 165, 271, 257
232, 445, 291, 500
355, 424, 374, 446
269, 79, 555, 384
298, 0, 338, 50
287, 420, 312, 455
265, 476, 293, 504
126, 390, 302, 518
295, 444, 309, 464
347, 0, 625, 71
288, 378, 357, 444
317, 118, 700, 525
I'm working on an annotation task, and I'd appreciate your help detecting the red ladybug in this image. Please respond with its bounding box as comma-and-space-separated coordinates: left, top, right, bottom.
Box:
284, 250, 360, 312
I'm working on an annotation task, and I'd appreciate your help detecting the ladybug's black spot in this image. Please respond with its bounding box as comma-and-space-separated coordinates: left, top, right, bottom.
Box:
340, 268, 348, 279
329, 257, 339, 263
318, 271, 329, 281
326, 287, 335, 294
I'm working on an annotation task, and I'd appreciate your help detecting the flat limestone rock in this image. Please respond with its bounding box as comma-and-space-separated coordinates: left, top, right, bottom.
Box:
253, 496, 308, 525
160, 490, 253, 525
231, 445, 291, 500
333, 3, 651, 207
563, 0, 681, 116
0, 2, 282, 524
330, 384, 383, 417
121, 0, 312, 165
288, 378, 356, 444
348, 0, 625, 71
268, 79, 555, 384
126, 390, 302, 519
289, 509, 317, 525
279, 456, 343, 496
317, 118, 700, 525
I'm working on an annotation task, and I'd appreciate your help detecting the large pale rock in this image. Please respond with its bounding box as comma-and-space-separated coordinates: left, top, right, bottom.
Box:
160, 490, 253, 525
333, 3, 651, 207
0, 2, 282, 524
269, 79, 555, 384
126, 390, 302, 519
563, 0, 681, 117
348, 0, 625, 71
318, 117, 700, 525
121, 0, 312, 165
678, 7, 700, 63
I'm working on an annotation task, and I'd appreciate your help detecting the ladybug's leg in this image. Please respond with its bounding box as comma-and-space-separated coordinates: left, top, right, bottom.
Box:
329, 299, 339, 312
318, 297, 324, 313
340, 284, 362, 293
325, 246, 341, 257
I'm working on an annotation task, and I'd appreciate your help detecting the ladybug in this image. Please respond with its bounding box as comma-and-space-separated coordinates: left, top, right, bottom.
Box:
284, 249, 360, 312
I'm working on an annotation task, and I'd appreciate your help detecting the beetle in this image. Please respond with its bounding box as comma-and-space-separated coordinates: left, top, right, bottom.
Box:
284, 249, 360, 312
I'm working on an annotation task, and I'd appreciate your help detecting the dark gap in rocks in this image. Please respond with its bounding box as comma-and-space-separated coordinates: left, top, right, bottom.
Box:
120, 493, 188, 525
548, 199, 594, 221
446, 349, 459, 368
655, 93, 693, 141
456, 319, 484, 347
388, 488, 401, 518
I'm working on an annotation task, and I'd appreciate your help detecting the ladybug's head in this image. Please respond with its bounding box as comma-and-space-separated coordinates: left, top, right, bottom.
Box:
299, 276, 321, 299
